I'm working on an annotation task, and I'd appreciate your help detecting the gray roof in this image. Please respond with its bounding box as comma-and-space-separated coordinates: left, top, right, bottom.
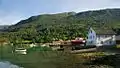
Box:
116, 35, 120, 40
93, 28, 116, 35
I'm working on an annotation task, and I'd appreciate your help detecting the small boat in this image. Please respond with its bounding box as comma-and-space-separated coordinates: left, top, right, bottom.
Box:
15, 48, 27, 55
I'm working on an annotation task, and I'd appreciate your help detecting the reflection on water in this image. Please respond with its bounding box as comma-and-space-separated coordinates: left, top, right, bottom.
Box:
0, 61, 23, 68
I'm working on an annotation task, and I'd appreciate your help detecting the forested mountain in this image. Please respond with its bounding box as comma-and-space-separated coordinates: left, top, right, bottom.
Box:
1, 8, 120, 43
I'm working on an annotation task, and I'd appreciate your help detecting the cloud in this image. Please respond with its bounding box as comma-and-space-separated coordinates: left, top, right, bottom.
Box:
59, 0, 120, 12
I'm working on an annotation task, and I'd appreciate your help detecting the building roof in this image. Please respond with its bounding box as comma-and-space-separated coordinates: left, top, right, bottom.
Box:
93, 28, 116, 35
116, 35, 120, 40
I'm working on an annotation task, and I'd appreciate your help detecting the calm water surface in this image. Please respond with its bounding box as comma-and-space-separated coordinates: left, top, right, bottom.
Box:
0, 61, 23, 68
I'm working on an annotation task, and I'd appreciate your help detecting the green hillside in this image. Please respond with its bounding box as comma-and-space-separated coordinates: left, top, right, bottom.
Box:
1, 8, 120, 43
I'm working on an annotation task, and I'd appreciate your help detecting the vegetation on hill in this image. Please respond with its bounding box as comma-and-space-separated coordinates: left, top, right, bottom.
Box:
1, 8, 120, 43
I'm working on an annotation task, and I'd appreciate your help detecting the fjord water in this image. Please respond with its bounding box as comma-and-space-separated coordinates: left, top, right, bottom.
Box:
0, 61, 23, 68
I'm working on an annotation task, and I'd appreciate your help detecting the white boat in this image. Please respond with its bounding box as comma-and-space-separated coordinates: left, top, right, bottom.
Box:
15, 48, 27, 55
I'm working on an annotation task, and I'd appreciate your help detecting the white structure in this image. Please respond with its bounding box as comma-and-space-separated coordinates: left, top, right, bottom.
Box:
15, 48, 27, 54
29, 43, 36, 47
86, 28, 97, 45
86, 27, 116, 46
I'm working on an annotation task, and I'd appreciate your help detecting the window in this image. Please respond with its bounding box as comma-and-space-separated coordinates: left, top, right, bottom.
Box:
109, 41, 112, 44
89, 41, 93, 44
105, 35, 107, 37
91, 41, 93, 43
101, 41, 103, 44
91, 30, 92, 33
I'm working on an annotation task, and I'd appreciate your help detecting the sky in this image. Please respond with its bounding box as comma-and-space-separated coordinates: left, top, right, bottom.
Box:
0, 0, 120, 25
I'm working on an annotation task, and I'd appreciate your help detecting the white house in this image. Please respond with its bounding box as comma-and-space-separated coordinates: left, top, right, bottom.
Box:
86, 27, 116, 46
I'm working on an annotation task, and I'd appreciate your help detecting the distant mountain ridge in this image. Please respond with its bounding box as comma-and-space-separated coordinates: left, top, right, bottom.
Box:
0, 25, 9, 30
75, 8, 120, 22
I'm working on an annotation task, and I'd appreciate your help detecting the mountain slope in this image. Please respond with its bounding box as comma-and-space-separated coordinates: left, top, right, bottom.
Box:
7, 8, 120, 32
1, 8, 120, 43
